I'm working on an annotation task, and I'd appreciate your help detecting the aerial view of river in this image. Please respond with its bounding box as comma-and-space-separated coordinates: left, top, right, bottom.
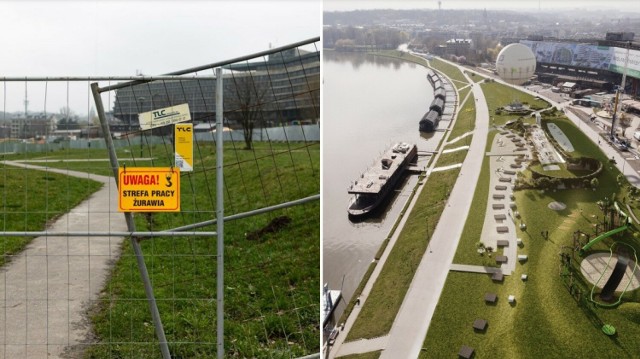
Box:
323, 50, 447, 323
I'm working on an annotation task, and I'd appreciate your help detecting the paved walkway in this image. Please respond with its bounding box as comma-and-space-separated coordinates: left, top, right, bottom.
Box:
442, 145, 469, 154
449, 264, 501, 274
380, 72, 489, 359
479, 131, 530, 275
431, 163, 462, 172
0, 161, 126, 358
446, 131, 473, 146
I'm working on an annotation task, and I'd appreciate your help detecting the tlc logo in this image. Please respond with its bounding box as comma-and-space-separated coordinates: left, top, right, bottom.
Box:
153, 110, 166, 118
176, 127, 192, 132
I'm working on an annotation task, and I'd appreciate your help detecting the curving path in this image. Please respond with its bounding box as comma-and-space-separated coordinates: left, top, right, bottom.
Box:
0, 161, 126, 358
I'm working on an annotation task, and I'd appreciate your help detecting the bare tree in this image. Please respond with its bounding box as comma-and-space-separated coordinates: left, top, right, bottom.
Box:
59, 106, 74, 119
297, 76, 320, 123
58, 106, 79, 130
226, 73, 268, 150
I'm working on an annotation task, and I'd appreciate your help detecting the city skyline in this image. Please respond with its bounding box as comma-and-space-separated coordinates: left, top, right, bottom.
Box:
324, 0, 640, 12
0, 0, 320, 115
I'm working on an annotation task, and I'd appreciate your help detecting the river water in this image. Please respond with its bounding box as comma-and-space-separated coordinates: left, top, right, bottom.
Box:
323, 51, 444, 324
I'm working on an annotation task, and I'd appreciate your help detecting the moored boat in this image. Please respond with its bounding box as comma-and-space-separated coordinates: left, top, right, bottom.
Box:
348, 142, 417, 217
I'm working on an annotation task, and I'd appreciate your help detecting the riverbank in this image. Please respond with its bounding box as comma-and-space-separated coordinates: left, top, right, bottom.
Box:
329, 51, 474, 357
322, 50, 440, 331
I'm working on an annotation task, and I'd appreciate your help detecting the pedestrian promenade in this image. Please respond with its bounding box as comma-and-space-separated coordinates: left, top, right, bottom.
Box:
0, 161, 126, 358
380, 74, 489, 359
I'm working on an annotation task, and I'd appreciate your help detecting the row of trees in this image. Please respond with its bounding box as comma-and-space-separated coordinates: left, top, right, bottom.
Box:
323, 26, 408, 50
225, 74, 320, 150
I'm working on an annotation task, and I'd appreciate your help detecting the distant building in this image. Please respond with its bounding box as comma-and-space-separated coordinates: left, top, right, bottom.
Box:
10, 113, 56, 139
605, 32, 634, 42
445, 39, 472, 56
469, 32, 484, 51
112, 48, 320, 131
520, 37, 640, 96
0, 125, 10, 139
500, 38, 521, 47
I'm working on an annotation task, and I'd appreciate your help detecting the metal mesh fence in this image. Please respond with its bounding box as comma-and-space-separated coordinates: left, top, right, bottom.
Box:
0, 38, 319, 358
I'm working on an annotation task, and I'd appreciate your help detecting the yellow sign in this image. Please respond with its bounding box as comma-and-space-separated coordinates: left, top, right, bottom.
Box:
138, 103, 191, 130
118, 167, 180, 212
175, 123, 193, 172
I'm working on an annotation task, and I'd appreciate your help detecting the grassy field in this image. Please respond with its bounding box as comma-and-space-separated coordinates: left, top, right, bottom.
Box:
481, 81, 550, 126
75, 141, 320, 358
457, 86, 472, 108
422, 111, 640, 357
444, 86, 476, 149
0, 162, 103, 267
5, 140, 320, 358
429, 58, 469, 90
436, 95, 476, 168
337, 351, 381, 359
529, 162, 592, 178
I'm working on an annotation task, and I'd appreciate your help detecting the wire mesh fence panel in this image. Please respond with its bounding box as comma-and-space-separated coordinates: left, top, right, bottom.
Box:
0, 38, 319, 358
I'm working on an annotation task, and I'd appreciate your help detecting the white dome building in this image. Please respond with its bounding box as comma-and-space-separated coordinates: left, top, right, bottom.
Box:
496, 43, 537, 85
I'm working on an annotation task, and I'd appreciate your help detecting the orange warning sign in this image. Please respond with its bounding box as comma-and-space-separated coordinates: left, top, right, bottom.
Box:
118, 167, 180, 212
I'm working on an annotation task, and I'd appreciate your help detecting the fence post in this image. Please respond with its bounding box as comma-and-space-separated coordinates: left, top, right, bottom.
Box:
91, 83, 172, 359
216, 67, 225, 358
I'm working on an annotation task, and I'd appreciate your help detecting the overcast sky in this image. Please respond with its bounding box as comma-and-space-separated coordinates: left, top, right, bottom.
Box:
324, 0, 638, 12
0, 0, 320, 115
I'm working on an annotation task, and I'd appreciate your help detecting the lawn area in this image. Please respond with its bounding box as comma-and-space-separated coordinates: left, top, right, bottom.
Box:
422, 110, 640, 357
528, 162, 592, 178
445, 87, 476, 147
79, 141, 320, 358
346, 169, 454, 340
470, 71, 487, 83
457, 86, 472, 107
0, 163, 103, 267
435, 149, 466, 168
543, 115, 601, 159
429, 58, 469, 90
337, 351, 381, 359
7, 140, 321, 357
481, 81, 550, 126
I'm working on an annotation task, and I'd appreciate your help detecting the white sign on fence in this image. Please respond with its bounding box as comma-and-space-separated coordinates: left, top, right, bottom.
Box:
138, 103, 191, 130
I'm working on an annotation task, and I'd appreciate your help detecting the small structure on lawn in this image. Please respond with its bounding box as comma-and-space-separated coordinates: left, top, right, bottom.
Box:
458, 345, 475, 359
473, 319, 488, 331
484, 293, 497, 303
492, 271, 504, 282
